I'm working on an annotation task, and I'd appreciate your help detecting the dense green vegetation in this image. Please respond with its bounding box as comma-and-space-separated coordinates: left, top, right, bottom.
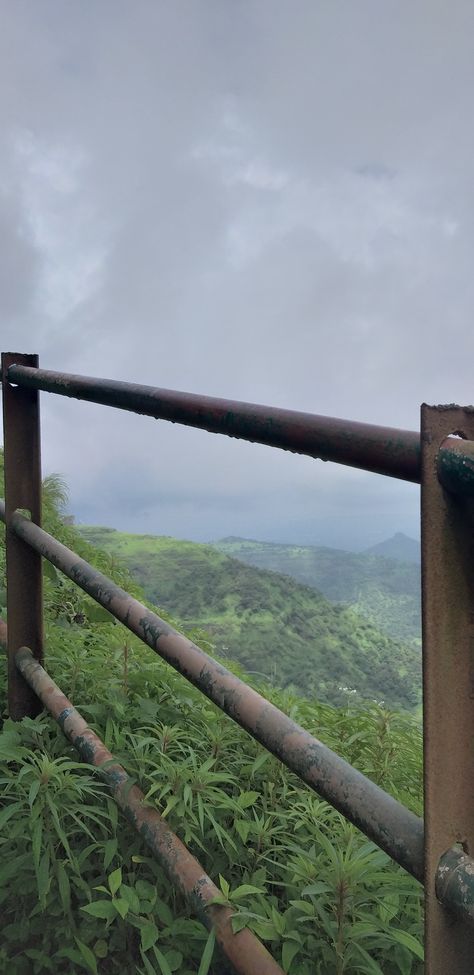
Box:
79, 528, 421, 711
212, 538, 421, 647
0, 463, 424, 973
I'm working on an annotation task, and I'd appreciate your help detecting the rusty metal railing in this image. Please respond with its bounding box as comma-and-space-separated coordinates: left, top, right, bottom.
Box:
0, 633, 283, 975
0, 499, 425, 878
2, 351, 474, 973
6, 361, 474, 490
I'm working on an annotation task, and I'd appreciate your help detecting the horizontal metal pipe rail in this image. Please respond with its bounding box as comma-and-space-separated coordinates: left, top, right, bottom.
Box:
0, 622, 283, 972
10, 644, 283, 975
6, 364, 474, 494
5, 363, 422, 481
0, 498, 424, 881
3, 621, 474, 932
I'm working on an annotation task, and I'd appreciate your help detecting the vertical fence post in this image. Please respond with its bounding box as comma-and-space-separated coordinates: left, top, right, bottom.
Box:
1, 352, 43, 719
421, 404, 474, 972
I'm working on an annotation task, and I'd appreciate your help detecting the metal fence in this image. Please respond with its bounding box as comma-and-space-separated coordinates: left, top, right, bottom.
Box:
2, 350, 474, 973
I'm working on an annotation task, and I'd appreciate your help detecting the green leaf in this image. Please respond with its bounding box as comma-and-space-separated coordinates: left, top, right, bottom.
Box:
108, 866, 122, 896
209, 893, 230, 907
31, 818, 42, 869
103, 838, 117, 870
163, 950, 183, 972
136, 879, 157, 901
197, 929, 216, 975
113, 896, 129, 919
140, 951, 156, 975
231, 914, 250, 934
235, 819, 251, 843
141, 922, 159, 952
231, 884, 265, 900
36, 849, 51, 905
251, 920, 279, 941
56, 862, 71, 913
93, 940, 108, 959
289, 899, 314, 916
74, 938, 98, 975
120, 883, 141, 914
43, 560, 60, 584
219, 875, 230, 900
86, 602, 116, 624
28, 778, 41, 807
151, 945, 173, 975
301, 881, 331, 897
271, 906, 285, 936
154, 897, 173, 926
55, 949, 84, 967
351, 943, 386, 975
389, 929, 424, 960
282, 941, 300, 973
250, 752, 270, 774
0, 802, 21, 831
81, 900, 116, 920
237, 790, 260, 808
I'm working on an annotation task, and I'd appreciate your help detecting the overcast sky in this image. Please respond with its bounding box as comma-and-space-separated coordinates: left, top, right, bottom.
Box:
1, 1, 473, 549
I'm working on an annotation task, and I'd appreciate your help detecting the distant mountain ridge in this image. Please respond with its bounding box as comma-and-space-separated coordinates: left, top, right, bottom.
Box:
78, 526, 421, 710
364, 532, 420, 563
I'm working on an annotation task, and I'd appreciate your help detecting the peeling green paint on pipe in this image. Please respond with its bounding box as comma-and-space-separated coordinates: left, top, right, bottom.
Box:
436, 847, 474, 926
437, 437, 474, 497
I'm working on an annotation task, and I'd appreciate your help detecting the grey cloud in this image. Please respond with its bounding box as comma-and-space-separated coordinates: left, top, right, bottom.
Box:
1, 1, 473, 548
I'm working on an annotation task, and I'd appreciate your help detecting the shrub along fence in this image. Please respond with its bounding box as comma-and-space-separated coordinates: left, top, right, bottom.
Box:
2, 351, 474, 974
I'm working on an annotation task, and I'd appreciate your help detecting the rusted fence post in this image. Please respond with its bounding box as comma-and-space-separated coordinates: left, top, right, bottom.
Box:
421, 404, 474, 972
1, 352, 43, 718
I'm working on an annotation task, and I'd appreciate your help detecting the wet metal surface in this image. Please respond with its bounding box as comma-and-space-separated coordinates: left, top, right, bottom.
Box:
436, 847, 474, 928
8, 364, 474, 493
1, 352, 43, 719
15, 646, 284, 975
7, 363, 422, 481
3, 506, 425, 881
437, 435, 474, 497
421, 405, 474, 972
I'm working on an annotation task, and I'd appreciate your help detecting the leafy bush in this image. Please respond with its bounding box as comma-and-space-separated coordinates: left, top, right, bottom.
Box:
0, 457, 424, 973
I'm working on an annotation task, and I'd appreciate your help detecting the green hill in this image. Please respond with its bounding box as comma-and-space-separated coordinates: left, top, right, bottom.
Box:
211, 537, 421, 645
78, 527, 421, 710
364, 532, 420, 564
